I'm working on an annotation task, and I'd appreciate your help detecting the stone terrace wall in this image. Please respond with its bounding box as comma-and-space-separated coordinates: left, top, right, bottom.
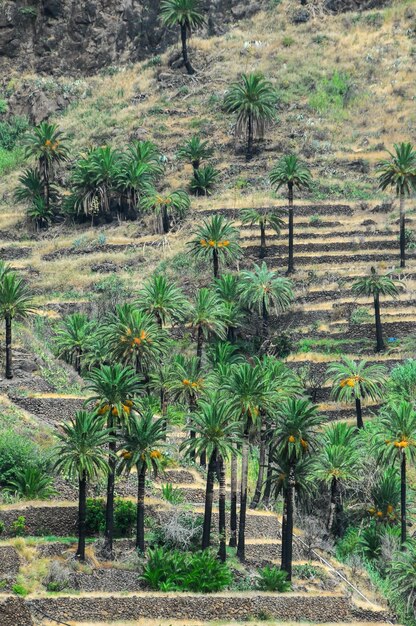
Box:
0, 505, 78, 537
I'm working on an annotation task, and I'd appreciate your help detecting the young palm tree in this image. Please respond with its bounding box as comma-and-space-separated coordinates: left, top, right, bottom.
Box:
224, 72, 277, 160
55, 313, 95, 375
190, 288, 227, 368
0, 271, 34, 379
101, 304, 167, 375
377, 142, 416, 268
240, 262, 293, 339
222, 362, 275, 561
136, 275, 188, 328
24, 122, 69, 213
176, 135, 213, 171
376, 401, 416, 546
188, 215, 240, 278
54, 411, 113, 561
315, 422, 360, 536
370, 467, 401, 524
119, 410, 166, 552
85, 364, 142, 557
141, 189, 190, 234
352, 267, 402, 352
160, 0, 205, 75
390, 537, 416, 615
181, 394, 241, 559
15, 168, 55, 229
240, 208, 284, 259
326, 357, 388, 429
273, 398, 322, 579
270, 155, 312, 274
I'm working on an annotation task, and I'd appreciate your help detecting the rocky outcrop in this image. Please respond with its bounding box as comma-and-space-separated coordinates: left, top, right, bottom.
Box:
0, 0, 264, 76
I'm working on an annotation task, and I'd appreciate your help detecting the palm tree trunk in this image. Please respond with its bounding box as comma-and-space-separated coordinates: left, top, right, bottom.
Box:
327, 476, 340, 537
76, 471, 87, 561
5, 313, 12, 379
136, 464, 146, 552
250, 426, 267, 509
247, 113, 253, 161
374, 293, 385, 352
218, 454, 227, 562
188, 396, 196, 463
213, 248, 219, 279
262, 295, 269, 339
400, 451, 407, 548
287, 182, 295, 274
260, 222, 266, 258
104, 414, 116, 559
280, 486, 288, 568
196, 325, 204, 369
181, 23, 195, 75
237, 431, 249, 562
75, 347, 82, 376
281, 462, 295, 581
161, 204, 170, 234
399, 192, 406, 269
229, 452, 237, 547
355, 397, 364, 429
202, 450, 216, 549
261, 441, 273, 506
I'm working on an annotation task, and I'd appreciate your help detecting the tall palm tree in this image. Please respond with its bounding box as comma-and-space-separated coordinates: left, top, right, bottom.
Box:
54, 411, 113, 561
270, 155, 312, 274
0, 271, 34, 379
136, 275, 188, 328
377, 142, 416, 268
189, 215, 240, 278
176, 135, 213, 171
326, 357, 388, 429
240, 208, 284, 259
273, 398, 322, 580
190, 288, 227, 368
141, 189, 190, 234
55, 313, 95, 375
119, 410, 166, 552
376, 401, 416, 546
352, 267, 402, 352
101, 304, 167, 375
222, 362, 275, 561
240, 262, 293, 339
85, 364, 142, 557
181, 394, 241, 559
160, 0, 205, 75
315, 422, 360, 536
24, 122, 69, 213
224, 72, 277, 160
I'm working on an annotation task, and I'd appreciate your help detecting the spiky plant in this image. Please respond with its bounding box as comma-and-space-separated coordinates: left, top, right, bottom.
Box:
188, 215, 240, 278
15, 168, 56, 229
55, 313, 95, 375
189, 288, 227, 368
136, 275, 188, 327
190, 165, 220, 196
241, 208, 284, 258
176, 135, 213, 170
141, 189, 190, 234
224, 72, 277, 159
160, 0, 205, 75
270, 154, 312, 274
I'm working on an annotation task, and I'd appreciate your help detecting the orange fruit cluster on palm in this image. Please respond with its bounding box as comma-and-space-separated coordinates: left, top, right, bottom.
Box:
131, 330, 150, 347
339, 375, 363, 388
199, 239, 230, 248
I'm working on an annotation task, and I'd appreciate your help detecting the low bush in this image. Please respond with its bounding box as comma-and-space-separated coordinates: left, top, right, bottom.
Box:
256, 566, 291, 592
161, 483, 184, 505
86, 498, 136, 537
10, 516, 27, 537
6, 467, 56, 500
0, 429, 47, 486
141, 547, 232, 592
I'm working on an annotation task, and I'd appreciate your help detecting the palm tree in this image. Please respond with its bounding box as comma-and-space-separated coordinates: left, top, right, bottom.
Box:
270, 155, 312, 274
222, 362, 275, 561
181, 394, 241, 559
377, 142, 416, 268
273, 398, 322, 580
101, 304, 166, 375
352, 267, 402, 352
315, 422, 360, 536
190, 288, 227, 369
369, 467, 401, 524
0, 271, 34, 379
224, 72, 277, 160
214, 273, 244, 343
15, 168, 55, 230
55, 313, 95, 375
176, 135, 213, 171
240, 262, 293, 339
326, 357, 388, 429
240, 208, 284, 259
390, 537, 416, 617
136, 275, 188, 328
141, 189, 190, 234
160, 0, 205, 75
85, 364, 142, 557
54, 411, 113, 561
376, 402, 416, 546
119, 410, 166, 552
188, 215, 240, 278
24, 122, 69, 213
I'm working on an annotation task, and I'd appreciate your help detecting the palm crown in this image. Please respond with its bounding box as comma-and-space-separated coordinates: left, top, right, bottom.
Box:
160, 0, 205, 29
240, 263, 294, 317
136, 275, 188, 327
118, 410, 166, 476
189, 215, 240, 277
176, 135, 213, 170
327, 357, 388, 403
352, 267, 401, 299
85, 363, 142, 419
190, 288, 227, 342
377, 142, 416, 195
270, 154, 312, 191
55, 313, 95, 374
0, 272, 34, 320
273, 398, 322, 463
24, 122, 69, 167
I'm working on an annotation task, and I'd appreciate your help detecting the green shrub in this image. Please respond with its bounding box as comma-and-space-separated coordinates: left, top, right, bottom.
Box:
256, 566, 291, 592
114, 499, 136, 537
0, 430, 47, 486
388, 359, 416, 403
189, 165, 220, 196
293, 563, 326, 580
0, 521, 5, 535
86, 498, 106, 534
12, 583, 29, 596
336, 526, 360, 560
11, 516, 27, 537
141, 547, 232, 592
350, 307, 372, 325
6, 467, 56, 500
161, 483, 184, 505
282, 36, 294, 47
0, 116, 29, 150
309, 71, 351, 114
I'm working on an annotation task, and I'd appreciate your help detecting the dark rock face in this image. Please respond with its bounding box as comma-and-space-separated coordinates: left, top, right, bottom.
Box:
0, 0, 262, 75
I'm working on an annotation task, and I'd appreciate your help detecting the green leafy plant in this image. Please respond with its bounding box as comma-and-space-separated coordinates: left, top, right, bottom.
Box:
161, 483, 184, 505
189, 165, 220, 196
12, 583, 29, 596
11, 516, 27, 537
256, 566, 292, 592
6, 467, 56, 500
